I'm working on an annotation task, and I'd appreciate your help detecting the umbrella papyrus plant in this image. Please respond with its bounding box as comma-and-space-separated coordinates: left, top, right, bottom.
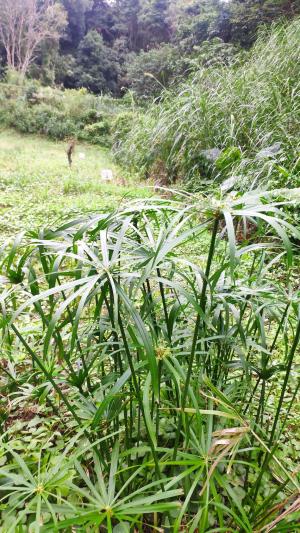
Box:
1, 189, 300, 531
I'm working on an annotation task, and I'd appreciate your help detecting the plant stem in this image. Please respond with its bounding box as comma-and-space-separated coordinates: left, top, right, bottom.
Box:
11, 324, 82, 426
10, 323, 107, 467
250, 308, 300, 502
118, 313, 164, 488
268, 309, 300, 447
172, 216, 219, 461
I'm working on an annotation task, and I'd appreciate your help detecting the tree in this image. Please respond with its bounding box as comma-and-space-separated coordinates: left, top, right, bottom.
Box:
219, 0, 300, 47
75, 30, 119, 93
0, 0, 67, 77
85, 0, 115, 43
113, 0, 141, 52
126, 43, 181, 97
139, 0, 171, 49
167, 0, 220, 52
61, 0, 93, 51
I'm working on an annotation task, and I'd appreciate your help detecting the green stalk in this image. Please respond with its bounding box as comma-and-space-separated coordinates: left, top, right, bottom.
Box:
243, 377, 260, 415
157, 267, 171, 340
11, 324, 107, 468
145, 279, 159, 336
243, 303, 288, 417
172, 216, 219, 461
156, 359, 162, 442
11, 324, 84, 428
268, 303, 289, 356
268, 309, 300, 447
58, 280, 92, 393
118, 313, 164, 488
250, 309, 300, 503
28, 276, 84, 393
104, 293, 130, 450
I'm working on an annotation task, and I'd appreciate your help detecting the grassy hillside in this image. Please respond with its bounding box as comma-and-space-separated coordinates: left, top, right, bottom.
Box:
0, 129, 150, 237
115, 19, 300, 191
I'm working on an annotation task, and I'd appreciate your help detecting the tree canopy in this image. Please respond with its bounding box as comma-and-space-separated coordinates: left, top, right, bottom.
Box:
0, 0, 299, 94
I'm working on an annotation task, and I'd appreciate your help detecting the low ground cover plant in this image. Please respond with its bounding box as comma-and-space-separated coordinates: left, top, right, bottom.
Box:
0, 188, 299, 531
0, 129, 152, 239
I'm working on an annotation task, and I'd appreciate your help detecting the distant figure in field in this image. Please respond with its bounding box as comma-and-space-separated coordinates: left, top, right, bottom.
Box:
66, 140, 76, 168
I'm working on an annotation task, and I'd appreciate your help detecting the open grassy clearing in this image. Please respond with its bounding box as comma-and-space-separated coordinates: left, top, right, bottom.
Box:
0, 129, 151, 238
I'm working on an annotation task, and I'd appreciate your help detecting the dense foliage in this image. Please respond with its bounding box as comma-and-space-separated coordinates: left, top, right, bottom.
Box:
1, 190, 300, 531
0, 0, 299, 530
115, 19, 300, 191
0, 0, 299, 95
0, 80, 129, 145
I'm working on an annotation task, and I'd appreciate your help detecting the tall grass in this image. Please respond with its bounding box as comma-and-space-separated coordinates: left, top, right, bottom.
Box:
1, 189, 300, 531
114, 19, 300, 190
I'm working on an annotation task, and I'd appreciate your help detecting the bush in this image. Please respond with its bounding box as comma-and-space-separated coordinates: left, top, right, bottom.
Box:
10, 102, 38, 134
29, 104, 56, 131
126, 44, 182, 98
0, 80, 128, 144
111, 111, 135, 147
80, 108, 102, 125
79, 120, 111, 145
6, 101, 78, 139
24, 82, 41, 104
43, 114, 78, 140
1, 191, 300, 531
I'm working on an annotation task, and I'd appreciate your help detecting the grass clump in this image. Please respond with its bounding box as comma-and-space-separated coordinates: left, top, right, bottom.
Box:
115, 19, 300, 191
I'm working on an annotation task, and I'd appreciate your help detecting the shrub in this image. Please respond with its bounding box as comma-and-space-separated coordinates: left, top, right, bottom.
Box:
10, 101, 38, 134
0, 80, 130, 144
24, 82, 41, 104
19, 104, 56, 135
0, 90, 11, 124
111, 111, 135, 147
7, 101, 78, 139
80, 108, 102, 125
79, 120, 111, 145
126, 44, 182, 98
43, 113, 78, 140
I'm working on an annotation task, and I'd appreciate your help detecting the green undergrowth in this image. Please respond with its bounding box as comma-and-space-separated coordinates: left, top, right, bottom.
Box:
0, 188, 299, 531
114, 19, 300, 191
0, 129, 151, 238
0, 80, 135, 146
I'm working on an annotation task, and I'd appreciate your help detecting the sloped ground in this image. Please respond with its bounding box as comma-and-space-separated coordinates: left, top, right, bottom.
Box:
0, 129, 151, 238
